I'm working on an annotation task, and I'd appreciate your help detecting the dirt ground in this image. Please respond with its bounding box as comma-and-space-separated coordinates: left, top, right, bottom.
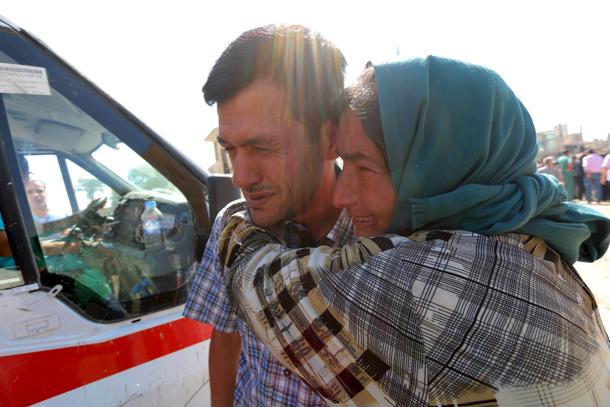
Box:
573, 201, 610, 329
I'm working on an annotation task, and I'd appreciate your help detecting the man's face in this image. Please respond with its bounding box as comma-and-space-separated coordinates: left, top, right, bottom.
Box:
217, 79, 325, 227
26, 180, 47, 210
333, 111, 396, 236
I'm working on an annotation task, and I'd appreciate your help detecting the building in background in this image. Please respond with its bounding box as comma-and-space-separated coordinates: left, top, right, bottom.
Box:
536, 124, 583, 157
205, 128, 232, 174
535, 124, 610, 157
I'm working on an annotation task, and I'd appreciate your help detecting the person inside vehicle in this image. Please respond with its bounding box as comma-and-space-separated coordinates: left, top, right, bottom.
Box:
0, 152, 119, 320
218, 56, 610, 406
26, 179, 69, 235
183, 24, 352, 406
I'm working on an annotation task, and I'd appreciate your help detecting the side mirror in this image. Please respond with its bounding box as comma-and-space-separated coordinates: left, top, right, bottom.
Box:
207, 174, 241, 223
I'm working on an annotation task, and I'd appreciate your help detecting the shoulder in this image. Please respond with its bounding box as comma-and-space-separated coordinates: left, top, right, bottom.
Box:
213, 199, 247, 231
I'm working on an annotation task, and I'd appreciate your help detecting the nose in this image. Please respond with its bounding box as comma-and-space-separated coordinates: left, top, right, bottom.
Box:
332, 169, 358, 210
231, 151, 262, 189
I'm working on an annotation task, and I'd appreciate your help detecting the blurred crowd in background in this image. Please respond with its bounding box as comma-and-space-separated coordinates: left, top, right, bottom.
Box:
537, 149, 610, 204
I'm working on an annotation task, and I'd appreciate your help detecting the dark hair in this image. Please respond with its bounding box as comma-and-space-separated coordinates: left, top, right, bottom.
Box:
343, 63, 386, 159
203, 25, 346, 139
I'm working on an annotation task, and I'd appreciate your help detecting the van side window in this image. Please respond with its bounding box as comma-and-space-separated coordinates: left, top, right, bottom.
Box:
0, 55, 200, 321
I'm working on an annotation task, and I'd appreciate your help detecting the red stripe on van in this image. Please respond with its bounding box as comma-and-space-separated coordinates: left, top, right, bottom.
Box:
0, 318, 212, 406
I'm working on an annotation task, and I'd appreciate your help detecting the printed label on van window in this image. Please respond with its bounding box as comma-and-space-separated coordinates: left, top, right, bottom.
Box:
0, 63, 51, 95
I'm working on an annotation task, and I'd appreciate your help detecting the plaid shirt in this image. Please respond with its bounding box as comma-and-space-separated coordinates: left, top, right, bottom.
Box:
219, 212, 610, 406
184, 201, 354, 406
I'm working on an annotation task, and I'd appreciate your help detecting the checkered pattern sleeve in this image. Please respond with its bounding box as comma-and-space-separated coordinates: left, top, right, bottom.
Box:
219, 212, 609, 406
183, 202, 247, 332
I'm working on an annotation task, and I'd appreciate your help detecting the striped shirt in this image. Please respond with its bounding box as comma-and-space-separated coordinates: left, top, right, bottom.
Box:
184, 201, 354, 406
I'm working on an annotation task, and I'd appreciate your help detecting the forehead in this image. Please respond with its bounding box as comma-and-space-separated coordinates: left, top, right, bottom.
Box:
217, 79, 293, 141
28, 180, 45, 188
336, 110, 389, 170
337, 111, 381, 157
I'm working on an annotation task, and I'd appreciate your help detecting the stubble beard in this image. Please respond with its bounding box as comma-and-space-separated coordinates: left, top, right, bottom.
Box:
248, 172, 322, 229
248, 135, 325, 228
247, 190, 301, 229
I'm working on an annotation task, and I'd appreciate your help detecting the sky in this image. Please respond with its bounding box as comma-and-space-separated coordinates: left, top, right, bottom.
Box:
3, 0, 609, 170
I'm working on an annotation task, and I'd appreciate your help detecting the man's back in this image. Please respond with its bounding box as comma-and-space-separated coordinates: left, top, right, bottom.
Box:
583, 153, 603, 172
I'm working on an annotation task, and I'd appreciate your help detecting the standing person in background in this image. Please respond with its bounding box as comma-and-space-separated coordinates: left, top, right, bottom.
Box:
602, 151, 610, 201
26, 179, 67, 227
582, 149, 604, 203
556, 149, 575, 200
183, 24, 350, 406
536, 155, 563, 182
573, 153, 585, 200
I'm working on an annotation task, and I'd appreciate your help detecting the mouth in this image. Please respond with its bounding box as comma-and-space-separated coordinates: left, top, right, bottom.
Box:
352, 215, 376, 225
244, 191, 275, 208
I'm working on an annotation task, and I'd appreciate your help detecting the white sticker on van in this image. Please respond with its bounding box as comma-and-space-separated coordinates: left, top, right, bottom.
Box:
0, 63, 51, 95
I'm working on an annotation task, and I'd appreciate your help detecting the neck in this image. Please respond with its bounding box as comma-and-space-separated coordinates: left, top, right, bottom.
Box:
292, 162, 341, 242
31, 206, 49, 218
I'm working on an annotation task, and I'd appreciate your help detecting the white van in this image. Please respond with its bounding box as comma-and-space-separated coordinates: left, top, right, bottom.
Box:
0, 15, 238, 406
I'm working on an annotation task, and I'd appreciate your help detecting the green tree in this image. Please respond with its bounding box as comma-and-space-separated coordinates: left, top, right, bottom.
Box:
127, 165, 178, 193
76, 178, 104, 200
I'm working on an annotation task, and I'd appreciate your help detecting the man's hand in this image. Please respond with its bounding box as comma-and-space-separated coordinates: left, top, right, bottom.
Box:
40, 240, 80, 256
209, 330, 241, 407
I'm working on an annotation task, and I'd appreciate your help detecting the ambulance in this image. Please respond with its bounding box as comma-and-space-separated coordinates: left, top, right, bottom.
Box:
0, 15, 239, 406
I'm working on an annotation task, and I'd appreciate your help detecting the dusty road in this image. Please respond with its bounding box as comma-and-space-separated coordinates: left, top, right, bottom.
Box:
574, 202, 610, 329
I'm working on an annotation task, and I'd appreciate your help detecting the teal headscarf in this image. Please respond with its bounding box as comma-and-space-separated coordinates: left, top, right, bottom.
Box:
375, 56, 610, 263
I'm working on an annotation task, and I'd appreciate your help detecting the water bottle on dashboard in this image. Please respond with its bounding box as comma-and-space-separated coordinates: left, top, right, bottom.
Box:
141, 200, 163, 251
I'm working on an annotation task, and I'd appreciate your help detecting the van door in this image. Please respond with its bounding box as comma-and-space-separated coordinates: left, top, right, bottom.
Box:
0, 19, 227, 406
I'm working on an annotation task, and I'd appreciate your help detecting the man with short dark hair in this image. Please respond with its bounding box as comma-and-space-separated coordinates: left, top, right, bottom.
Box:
184, 25, 350, 406
26, 179, 66, 225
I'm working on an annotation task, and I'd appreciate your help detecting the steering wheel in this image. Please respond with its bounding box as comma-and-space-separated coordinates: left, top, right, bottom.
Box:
63, 197, 108, 245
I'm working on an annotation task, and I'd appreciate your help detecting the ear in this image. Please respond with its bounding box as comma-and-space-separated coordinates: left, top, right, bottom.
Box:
320, 121, 338, 160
